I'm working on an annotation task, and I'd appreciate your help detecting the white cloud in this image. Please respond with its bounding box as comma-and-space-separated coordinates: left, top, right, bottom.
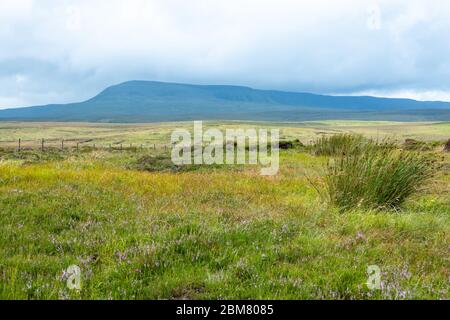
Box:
1, 0, 450, 107
342, 89, 450, 102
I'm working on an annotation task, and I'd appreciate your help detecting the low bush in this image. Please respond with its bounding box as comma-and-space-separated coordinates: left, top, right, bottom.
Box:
279, 139, 304, 150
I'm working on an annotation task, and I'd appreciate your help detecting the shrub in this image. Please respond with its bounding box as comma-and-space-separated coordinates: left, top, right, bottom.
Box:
279, 139, 304, 150
323, 142, 435, 211
132, 154, 230, 172
443, 139, 450, 152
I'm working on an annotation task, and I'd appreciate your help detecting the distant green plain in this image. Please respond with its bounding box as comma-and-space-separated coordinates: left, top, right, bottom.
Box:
0, 120, 449, 148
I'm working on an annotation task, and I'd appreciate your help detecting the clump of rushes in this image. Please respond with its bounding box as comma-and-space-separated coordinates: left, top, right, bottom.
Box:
311, 133, 367, 156
323, 141, 436, 211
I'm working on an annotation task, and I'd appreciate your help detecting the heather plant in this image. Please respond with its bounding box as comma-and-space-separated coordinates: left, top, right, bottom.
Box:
0, 122, 448, 299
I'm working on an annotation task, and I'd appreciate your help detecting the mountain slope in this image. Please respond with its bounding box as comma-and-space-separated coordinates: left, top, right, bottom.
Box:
1, 80, 450, 122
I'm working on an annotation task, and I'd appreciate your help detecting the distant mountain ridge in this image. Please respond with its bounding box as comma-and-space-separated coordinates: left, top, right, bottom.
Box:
1, 80, 450, 122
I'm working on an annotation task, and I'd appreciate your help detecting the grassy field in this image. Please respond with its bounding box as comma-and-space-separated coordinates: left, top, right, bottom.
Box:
0, 120, 449, 149
0, 121, 448, 299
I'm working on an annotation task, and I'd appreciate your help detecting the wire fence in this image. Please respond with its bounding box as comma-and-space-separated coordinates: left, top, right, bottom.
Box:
0, 138, 172, 152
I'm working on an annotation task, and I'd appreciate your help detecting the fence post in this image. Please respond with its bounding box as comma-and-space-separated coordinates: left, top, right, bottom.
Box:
18, 138, 21, 152
61, 139, 64, 151
109, 144, 112, 151
120, 144, 123, 152
41, 138, 44, 152
76, 143, 79, 152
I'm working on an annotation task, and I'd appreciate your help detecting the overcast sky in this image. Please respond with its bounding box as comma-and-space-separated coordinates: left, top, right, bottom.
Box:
1, 0, 450, 108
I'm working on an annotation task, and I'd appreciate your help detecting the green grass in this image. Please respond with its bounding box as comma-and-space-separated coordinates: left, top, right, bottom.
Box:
1, 121, 449, 147
0, 121, 449, 299
320, 139, 436, 211
310, 133, 367, 156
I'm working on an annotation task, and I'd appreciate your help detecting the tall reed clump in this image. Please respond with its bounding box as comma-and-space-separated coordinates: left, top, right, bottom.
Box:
311, 133, 367, 156
323, 141, 436, 211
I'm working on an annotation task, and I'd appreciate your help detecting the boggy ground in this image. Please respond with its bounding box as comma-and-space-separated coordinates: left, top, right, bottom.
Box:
0, 121, 448, 299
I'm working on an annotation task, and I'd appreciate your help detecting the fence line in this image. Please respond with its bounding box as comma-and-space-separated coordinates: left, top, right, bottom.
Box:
0, 138, 171, 152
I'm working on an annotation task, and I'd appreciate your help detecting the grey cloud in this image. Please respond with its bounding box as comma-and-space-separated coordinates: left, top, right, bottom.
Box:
1, 0, 450, 108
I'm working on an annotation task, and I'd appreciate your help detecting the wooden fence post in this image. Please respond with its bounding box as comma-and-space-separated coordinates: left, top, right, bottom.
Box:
61, 139, 64, 151
18, 138, 21, 152
41, 138, 44, 152
76, 143, 79, 152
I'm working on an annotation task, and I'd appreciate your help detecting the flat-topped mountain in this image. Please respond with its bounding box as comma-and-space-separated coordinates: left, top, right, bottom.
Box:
1, 80, 450, 122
